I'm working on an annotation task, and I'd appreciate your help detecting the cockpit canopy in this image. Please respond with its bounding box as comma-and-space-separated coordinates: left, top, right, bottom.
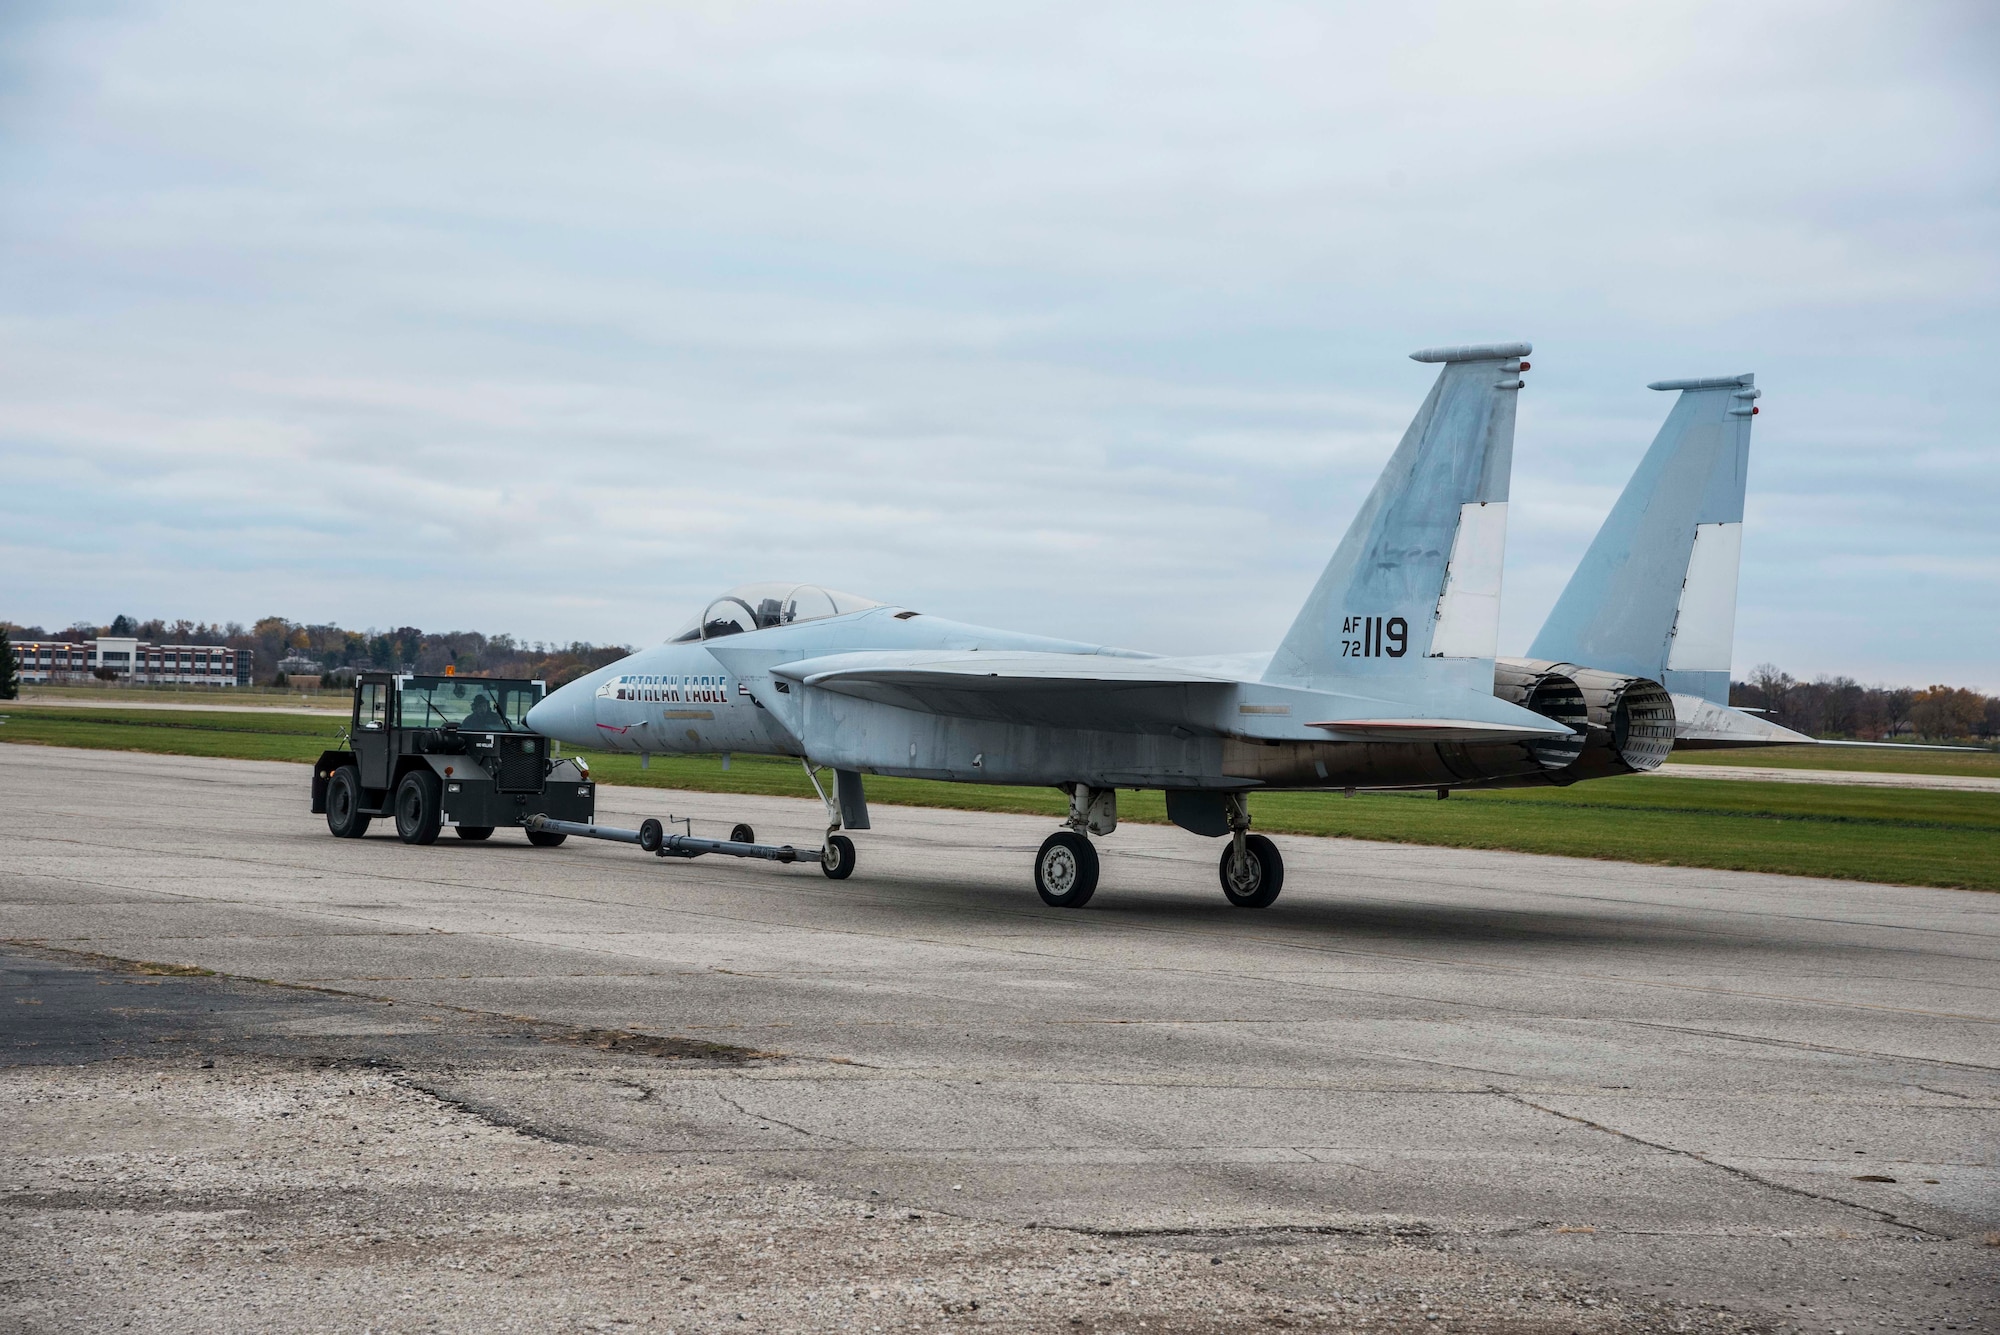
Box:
669, 583, 884, 643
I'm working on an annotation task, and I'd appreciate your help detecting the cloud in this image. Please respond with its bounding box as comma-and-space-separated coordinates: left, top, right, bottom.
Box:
2, 0, 1996, 686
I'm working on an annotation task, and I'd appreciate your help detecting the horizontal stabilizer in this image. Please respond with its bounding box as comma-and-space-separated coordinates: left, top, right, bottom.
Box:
1670, 694, 1815, 749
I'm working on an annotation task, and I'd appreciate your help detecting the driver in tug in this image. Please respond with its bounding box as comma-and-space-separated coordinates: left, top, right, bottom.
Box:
462, 692, 507, 732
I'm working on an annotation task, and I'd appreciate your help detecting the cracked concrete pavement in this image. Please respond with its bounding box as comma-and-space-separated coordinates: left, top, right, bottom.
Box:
3, 744, 1997, 1332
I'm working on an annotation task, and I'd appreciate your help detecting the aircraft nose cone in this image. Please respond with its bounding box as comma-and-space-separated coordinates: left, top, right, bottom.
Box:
526, 683, 592, 745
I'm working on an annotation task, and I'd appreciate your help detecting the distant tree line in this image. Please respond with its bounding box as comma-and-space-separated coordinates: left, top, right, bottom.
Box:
0, 615, 632, 690
1732, 665, 2000, 743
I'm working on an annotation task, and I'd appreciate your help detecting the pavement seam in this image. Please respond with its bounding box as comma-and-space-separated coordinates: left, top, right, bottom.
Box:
1607, 1017, 2000, 1074
1489, 1088, 1955, 1240
711, 1088, 855, 1145
393, 1075, 583, 1145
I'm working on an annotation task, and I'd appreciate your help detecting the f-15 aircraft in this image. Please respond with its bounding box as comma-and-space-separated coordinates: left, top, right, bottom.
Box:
1499, 371, 1812, 760
529, 341, 1673, 908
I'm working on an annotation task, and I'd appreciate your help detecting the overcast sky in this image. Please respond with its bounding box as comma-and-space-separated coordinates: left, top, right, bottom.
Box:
3, 1, 1996, 686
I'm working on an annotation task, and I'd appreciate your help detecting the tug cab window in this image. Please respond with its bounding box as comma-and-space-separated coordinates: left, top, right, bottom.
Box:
669, 583, 883, 642
356, 683, 388, 732
396, 677, 544, 731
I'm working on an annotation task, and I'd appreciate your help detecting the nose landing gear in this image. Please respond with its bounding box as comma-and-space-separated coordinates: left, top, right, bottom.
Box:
803, 760, 867, 881
822, 834, 857, 880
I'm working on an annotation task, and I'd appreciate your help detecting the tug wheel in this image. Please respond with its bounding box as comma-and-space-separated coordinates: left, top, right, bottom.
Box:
325, 766, 370, 839
1035, 831, 1098, 908
393, 771, 443, 846
454, 826, 494, 841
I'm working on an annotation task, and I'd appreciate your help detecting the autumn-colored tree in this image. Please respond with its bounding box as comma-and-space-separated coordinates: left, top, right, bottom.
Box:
1911, 685, 1984, 740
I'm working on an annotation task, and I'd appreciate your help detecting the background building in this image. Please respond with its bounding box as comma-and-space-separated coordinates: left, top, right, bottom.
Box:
12, 638, 249, 687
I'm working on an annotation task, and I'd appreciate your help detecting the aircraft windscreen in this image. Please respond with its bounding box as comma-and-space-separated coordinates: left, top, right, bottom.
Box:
669, 583, 883, 642
399, 677, 543, 731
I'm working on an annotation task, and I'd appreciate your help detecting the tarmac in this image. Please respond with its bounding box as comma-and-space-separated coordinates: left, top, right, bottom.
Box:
3, 743, 1997, 1333
1654, 762, 2000, 793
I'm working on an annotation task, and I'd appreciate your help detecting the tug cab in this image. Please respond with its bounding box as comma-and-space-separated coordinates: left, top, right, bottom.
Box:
311, 672, 595, 845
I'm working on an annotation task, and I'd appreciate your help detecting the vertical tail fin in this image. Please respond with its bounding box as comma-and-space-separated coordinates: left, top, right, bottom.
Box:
1264, 342, 1529, 694
1527, 373, 1758, 704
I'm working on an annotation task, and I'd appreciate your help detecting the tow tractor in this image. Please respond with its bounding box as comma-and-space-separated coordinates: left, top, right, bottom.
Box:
311, 671, 855, 875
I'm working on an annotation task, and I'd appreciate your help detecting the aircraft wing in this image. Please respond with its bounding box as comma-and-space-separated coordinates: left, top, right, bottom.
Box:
766, 651, 1568, 742
768, 651, 1235, 732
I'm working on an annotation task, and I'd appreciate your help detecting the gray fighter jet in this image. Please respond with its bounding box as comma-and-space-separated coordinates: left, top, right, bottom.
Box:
1500, 372, 1812, 758
529, 341, 1668, 907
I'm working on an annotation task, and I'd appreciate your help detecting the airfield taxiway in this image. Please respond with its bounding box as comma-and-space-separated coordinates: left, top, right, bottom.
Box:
3, 744, 1996, 1333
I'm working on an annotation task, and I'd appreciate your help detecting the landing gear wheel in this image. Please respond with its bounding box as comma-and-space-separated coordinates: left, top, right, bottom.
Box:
1035, 831, 1099, 908
454, 826, 494, 841
1219, 834, 1283, 908
821, 834, 856, 880
393, 771, 443, 845
325, 766, 370, 839
525, 829, 568, 848
730, 823, 756, 845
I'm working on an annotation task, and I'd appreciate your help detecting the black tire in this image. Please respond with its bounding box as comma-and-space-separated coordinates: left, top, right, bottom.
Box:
526, 829, 568, 848
639, 818, 664, 853
1218, 834, 1283, 908
454, 826, 494, 841
1035, 831, 1098, 908
730, 823, 756, 845
325, 766, 370, 839
393, 770, 443, 846
821, 833, 856, 880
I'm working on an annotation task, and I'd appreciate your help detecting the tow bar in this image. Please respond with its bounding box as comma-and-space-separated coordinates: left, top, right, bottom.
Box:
524, 814, 820, 865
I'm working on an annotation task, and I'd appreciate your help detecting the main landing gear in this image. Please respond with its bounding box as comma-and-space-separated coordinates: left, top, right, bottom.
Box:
1035, 830, 1098, 907
1035, 786, 1116, 908
1217, 792, 1283, 908
1033, 788, 1284, 910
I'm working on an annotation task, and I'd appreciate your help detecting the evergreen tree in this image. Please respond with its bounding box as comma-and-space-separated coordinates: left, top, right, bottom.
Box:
0, 628, 19, 700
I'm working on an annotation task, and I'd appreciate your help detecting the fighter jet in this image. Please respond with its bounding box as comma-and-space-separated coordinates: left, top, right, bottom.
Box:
1500, 372, 1812, 761
530, 341, 1621, 908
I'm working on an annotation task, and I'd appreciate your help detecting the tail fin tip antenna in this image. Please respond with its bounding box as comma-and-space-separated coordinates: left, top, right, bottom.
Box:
1411, 342, 1532, 364
1647, 373, 1754, 392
